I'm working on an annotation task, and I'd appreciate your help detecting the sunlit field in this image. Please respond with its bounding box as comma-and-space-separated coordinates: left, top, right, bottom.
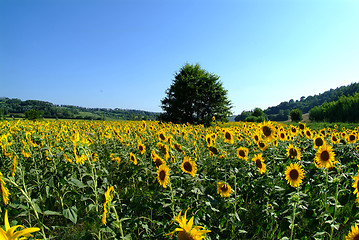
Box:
1, 119, 359, 239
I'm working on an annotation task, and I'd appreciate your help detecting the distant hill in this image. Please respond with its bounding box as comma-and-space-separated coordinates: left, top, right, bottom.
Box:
0, 98, 159, 121
235, 82, 359, 122
263, 82, 359, 121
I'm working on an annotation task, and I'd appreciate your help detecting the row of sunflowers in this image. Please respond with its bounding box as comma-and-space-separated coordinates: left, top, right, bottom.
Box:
1, 119, 359, 239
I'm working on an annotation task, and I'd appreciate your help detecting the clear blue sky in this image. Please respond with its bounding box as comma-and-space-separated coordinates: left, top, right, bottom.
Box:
1, 0, 358, 115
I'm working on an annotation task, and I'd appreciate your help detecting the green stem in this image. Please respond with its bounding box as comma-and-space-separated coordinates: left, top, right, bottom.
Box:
290, 201, 297, 240
111, 206, 125, 240
5, 175, 48, 240
169, 181, 175, 218
329, 180, 340, 240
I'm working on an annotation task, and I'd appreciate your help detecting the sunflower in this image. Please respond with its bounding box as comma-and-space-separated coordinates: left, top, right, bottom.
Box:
347, 132, 357, 143
110, 153, 121, 163
237, 147, 249, 161
129, 152, 138, 165
252, 153, 266, 174
290, 126, 299, 136
346, 222, 359, 240
217, 182, 233, 197
298, 122, 306, 130
331, 133, 340, 144
167, 208, 211, 240
313, 135, 325, 149
181, 157, 197, 177
138, 142, 146, 154
278, 130, 287, 141
11, 155, 17, 178
314, 143, 336, 168
352, 174, 359, 198
157, 164, 170, 188
0, 171, 10, 205
158, 131, 169, 142
260, 122, 276, 142
102, 186, 114, 226
223, 129, 234, 144
285, 162, 304, 188
151, 150, 166, 168
157, 142, 170, 160
0, 210, 40, 240
208, 146, 219, 155
174, 143, 183, 153
206, 134, 214, 147
286, 144, 301, 160
257, 141, 268, 151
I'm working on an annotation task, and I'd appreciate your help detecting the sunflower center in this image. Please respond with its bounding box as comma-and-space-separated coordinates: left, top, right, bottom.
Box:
350, 135, 355, 141
209, 146, 219, 154
332, 136, 337, 142
289, 169, 299, 180
225, 132, 232, 140
321, 150, 330, 162
159, 133, 166, 141
139, 145, 144, 151
263, 126, 272, 137
221, 185, 228, 193
155, 158, 163, 167
354, 234, 359, 240
183, 162, 193, 172
178, 231, 195, 240
160, 146, 167, 155
289, 148, 297, 158
259, 142, 265, 148
159, 170, 166, 181
280, 133, 285, 139
238, 150, 245, 158
255, 159, 262, 169
315, 138, 323, 147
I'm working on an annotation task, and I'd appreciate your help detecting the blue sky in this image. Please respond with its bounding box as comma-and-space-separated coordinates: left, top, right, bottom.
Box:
1, 0, 358, 115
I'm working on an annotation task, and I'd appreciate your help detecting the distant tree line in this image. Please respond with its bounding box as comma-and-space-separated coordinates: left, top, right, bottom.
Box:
0, 98, 159, 121
263, 82, 359, 121
309, 92, 359, 122
234, 82, 359, 123
235, 108, 266, 122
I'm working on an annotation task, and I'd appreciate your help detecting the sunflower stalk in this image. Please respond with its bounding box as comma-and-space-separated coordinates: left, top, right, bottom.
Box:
329, 177, 340, 240
111, 205, 126, 240
289, 189, 300, 240
169, 181, 176, 218
82, 147, 99, 213
4, 171, 48, 240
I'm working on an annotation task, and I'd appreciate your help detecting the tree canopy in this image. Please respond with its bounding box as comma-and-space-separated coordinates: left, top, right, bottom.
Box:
159, 63, 232, 126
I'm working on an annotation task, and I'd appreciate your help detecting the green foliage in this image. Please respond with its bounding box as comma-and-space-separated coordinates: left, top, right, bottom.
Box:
290, 109, 302, 122
1, 120, 359, 239
309, 92, 359, 122
264, 82, 359, 120
159, 63, 232, 126
0, 98, 159, 121
235, 107, 266, 122
0, 108, 5, 120
24, 109, 43, 120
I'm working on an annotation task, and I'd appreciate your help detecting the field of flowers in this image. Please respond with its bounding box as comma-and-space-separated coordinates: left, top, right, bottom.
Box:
1, 119, 359, 239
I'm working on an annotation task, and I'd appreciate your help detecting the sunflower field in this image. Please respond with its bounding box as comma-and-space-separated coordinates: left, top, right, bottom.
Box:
1, 119, 359, 239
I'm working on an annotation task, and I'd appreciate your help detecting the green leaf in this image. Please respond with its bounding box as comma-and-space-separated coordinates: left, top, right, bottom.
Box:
43, 210, 62, 216
63, 206, 78, 224
68, 177, 86, 188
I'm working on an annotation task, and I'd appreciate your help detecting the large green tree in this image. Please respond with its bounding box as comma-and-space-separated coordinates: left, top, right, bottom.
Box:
159, 63, 232, 126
